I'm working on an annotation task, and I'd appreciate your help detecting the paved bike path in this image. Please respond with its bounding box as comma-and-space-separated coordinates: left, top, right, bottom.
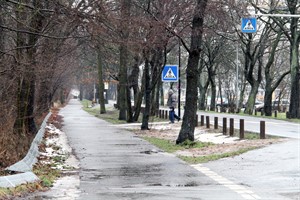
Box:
58, 99, 244, 199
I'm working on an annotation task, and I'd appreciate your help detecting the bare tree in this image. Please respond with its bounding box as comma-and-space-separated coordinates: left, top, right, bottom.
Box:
176, 0, 208, 144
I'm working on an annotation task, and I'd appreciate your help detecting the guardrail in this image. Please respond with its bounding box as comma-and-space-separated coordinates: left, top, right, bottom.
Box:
0, 112, 51, 188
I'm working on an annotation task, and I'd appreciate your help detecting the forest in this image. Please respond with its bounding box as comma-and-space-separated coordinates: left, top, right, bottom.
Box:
0, 0, 299, 167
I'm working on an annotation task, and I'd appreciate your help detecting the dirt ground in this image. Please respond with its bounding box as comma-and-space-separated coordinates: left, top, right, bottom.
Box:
132, 122, 287, 157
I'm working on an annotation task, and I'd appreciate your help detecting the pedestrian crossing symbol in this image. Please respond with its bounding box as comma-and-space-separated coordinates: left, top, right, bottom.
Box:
162, 65, 178, 82
241, 17, 257, 33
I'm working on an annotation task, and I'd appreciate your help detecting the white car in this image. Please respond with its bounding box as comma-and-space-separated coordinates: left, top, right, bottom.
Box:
254, 102, 264, 111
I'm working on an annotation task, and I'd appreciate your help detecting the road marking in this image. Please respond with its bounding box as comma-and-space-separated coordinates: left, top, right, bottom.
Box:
191, 164, 261, 200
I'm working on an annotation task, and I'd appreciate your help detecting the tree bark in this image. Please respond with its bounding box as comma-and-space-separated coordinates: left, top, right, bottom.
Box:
14, 0, 45, 134
287, 0, 300, 119
141, 58, 151, 130
118, 0, 131, 120
176, 0, 208, 144
97, 48, 106, 114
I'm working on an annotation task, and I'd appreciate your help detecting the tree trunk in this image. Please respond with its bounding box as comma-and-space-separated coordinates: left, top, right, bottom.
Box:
13, 0, 45, 134
238, 81, 247, 109
264, 85, 273, 116
118, 0, 131, 120
263, 31, 289, 116
133, 71, 145, 122
287, 0, 300, 118
288, 40, 300, 118
97, 48, 106, 114
210, 79, 216, 111
198, 79, 209, 110
198, 54, 209, 110
155, 78, 161, 111
177, 0, 208, 144
141, 58, 151, 130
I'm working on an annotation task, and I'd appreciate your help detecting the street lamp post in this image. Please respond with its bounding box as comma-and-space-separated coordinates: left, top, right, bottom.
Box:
178, 40, 181, 117
236, 42, 239, 112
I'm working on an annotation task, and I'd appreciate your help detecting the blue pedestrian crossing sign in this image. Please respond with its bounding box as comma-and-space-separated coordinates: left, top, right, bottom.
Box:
162, 65, 178, 82
241, 18, 257, 33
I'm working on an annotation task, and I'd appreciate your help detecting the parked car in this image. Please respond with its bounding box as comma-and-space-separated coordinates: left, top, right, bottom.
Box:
243, 101, 264, 111
254, 102, 264, 111
272, 99, 290, 111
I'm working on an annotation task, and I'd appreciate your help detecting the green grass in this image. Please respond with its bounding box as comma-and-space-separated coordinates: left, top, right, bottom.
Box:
33, 163, 61, 187
81, 100, 124, 124
0, 163, 61, 199
80, 99, 168, 124
142, 137, 214, 153
142, 136, 263, 164
178, 147, 258, 164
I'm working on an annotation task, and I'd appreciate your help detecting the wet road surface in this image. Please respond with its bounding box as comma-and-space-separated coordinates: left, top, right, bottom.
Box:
23, 99, 297, 199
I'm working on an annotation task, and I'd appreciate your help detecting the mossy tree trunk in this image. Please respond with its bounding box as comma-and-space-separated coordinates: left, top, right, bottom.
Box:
286, 1, 300, 118
118, 0, 131, 121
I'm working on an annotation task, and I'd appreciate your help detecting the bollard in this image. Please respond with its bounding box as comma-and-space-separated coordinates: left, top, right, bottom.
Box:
195, 114, 199, 127
206, 116, 210, 129
165, 110, 168, 119
159, 110, 162, 118
201, 115, 204, 126
260, 121, 266, 139
229, 118, 234, 136
161, 110, 165, 119
255, 110, 257, 115
223, 118, 227, 135
240, 119, 244, 139
214, 117, 218, 129
274, 110, 277, 118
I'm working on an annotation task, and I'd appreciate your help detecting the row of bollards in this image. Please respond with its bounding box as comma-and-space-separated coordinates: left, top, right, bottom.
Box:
196, 114, 266, 139
156, 109, 266, 139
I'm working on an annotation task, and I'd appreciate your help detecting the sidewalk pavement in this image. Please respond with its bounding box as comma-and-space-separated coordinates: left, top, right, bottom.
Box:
25, 99, 293, 199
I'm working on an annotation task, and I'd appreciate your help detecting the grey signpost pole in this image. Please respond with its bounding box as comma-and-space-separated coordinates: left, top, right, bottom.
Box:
178, 40, 181, 117
236, 42, 239, 112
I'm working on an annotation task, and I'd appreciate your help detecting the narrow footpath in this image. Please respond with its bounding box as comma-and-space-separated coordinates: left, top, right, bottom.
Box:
59, 99, 244, 199
26, 99, 295, 200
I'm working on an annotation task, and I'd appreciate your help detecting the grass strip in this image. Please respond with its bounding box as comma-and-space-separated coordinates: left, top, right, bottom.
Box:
142, 137, 214, 153
178, 147, 258, 164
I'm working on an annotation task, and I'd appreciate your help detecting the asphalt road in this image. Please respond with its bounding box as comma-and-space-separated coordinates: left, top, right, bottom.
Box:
194, 111, 300, 139
193, 110, 300, 200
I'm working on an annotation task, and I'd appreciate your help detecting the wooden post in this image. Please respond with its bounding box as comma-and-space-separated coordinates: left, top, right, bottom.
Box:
223, 118, 227, 135
165, 110, 168, 119
201, 115, 204, 126
214, 117, 218, 129
274, 110, 277, 118
206, 116, 210, 128
229, 118, 234, 136
240, 119, 244, 139
159, 110, 162, 118
260, 121, 266, 139
195, 114, 199, 127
